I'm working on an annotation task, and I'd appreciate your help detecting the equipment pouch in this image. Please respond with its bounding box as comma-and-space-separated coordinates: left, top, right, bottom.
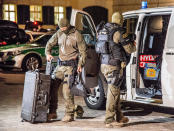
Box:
107, 70, 124, 87
95, 41, 109, 54
98, 34, 108, 41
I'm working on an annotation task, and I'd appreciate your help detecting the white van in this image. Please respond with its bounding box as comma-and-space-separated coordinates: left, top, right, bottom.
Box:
70, 7, 174, 109
123, 7, 174, 108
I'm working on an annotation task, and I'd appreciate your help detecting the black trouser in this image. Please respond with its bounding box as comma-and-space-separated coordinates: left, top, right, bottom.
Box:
49, 79, 61, 113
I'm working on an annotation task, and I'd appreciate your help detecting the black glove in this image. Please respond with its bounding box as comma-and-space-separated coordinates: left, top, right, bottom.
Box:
129, 33, 136, 41
121, 33, 136, 46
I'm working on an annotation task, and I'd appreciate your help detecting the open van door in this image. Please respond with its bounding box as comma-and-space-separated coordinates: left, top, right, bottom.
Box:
123, 15, 140, 100
70, 9, 99, 78
161, 10, 174, 107
133, 12, 171, 104
70, 9, 105, 109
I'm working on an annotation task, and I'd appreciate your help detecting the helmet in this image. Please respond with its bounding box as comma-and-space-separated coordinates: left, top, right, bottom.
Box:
58, 18, 70, 28
112, 12, 123, 25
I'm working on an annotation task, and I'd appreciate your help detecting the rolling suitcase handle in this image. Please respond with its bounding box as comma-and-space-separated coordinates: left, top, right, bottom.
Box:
42, 92, 48, 106
45, 59, 53, 75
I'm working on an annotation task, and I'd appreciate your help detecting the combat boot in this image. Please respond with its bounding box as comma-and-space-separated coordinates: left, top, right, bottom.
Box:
74, 105, 84, 119
48, 113, 57, 121
105, 121, 124, 128
116, 112, 129, 124
105, 115, 129, 128
118, 116, 129, 123
62, 115, 74, 122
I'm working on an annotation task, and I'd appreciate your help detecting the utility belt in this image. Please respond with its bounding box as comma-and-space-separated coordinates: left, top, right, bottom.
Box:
57, 58, 78, 67
57, 58, 78, 90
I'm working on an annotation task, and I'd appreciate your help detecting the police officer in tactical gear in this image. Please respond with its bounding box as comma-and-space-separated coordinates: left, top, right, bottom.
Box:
96, 12, 135, 128
45, 18, 87, 122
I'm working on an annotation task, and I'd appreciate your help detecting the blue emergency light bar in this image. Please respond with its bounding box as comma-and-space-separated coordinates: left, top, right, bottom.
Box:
142, 1, 148, 9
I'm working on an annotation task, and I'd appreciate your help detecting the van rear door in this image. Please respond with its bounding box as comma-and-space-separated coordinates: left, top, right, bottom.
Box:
123, 15, 140, 100
70, 9, 99, 89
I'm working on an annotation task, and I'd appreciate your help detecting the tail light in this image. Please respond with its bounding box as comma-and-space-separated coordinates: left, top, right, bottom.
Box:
2, 42, 7, 45
0, 41, 7, 46
34, 21, 38, 25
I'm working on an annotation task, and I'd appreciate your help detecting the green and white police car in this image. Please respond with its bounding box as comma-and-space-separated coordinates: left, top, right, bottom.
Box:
0, 31, 58, 71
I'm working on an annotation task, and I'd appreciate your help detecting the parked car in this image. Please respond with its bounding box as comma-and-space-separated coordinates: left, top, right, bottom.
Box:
0, 31, 57, 71
25, 21, 48, 32
0, 20, 30, 46
24, 21, 49, 41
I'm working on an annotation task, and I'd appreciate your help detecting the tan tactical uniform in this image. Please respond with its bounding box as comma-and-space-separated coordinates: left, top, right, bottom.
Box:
101, 12, 129, 126
101, 31, 125, 124
45, 27, 86, 67
45, 26, 87, 119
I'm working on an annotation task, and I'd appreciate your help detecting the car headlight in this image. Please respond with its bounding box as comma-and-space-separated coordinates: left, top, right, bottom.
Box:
7, 50, 21, 56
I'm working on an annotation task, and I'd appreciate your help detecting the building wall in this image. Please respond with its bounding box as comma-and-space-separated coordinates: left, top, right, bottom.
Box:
2, 0, 70, 6
75, 0, 113, 22
113, 0, 174, 13
1, 0, 114, 22
1, 0, 174, 28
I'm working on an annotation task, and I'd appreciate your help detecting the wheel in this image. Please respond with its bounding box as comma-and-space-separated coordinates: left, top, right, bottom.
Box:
22, 55, 41, 71
84, 76, 106, 110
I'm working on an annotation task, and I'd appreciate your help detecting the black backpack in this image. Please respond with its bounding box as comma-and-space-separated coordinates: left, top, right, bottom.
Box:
95, 23, 131, 64
95, 23, 120, 54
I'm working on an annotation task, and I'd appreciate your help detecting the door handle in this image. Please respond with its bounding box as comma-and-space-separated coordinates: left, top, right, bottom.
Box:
137, 22, 141, 31
132, 56, 136, 64
166, 52, 174, 55
43, 92, 48, 106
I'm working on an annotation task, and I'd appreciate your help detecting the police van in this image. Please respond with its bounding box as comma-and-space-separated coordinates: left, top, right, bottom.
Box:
69, 7, 174, 109
123, 7, 174, 108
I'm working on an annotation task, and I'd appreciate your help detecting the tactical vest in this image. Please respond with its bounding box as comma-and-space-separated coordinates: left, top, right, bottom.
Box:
95, 23, 126, 66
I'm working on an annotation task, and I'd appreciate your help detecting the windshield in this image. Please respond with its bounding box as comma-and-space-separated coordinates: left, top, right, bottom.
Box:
123, 16, 138, 34
0, 27, 18, 46
31, 34, 53, 46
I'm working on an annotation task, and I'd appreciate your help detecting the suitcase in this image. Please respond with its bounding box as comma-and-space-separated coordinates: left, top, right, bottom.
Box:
21, 61, 53, 123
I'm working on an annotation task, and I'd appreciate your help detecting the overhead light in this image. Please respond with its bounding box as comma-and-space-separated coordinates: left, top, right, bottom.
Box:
142, 1, 148, 9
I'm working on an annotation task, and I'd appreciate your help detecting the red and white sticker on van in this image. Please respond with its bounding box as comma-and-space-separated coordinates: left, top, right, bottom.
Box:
139, 55, 158, 68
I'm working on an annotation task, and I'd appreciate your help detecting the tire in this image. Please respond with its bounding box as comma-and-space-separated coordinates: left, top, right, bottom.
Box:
84, 76, 106, 110
22, 55, 41, 71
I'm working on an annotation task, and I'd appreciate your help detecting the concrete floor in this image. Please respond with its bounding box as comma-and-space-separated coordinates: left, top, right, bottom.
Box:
1, 71, 174, 131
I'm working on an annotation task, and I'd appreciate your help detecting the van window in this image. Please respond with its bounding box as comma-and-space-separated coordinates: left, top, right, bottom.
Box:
123, 17, 138, 33
140, 15, 170, 54
75, 13, 95, 35
75, 13, 96, 45
35, 34, 52, 46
